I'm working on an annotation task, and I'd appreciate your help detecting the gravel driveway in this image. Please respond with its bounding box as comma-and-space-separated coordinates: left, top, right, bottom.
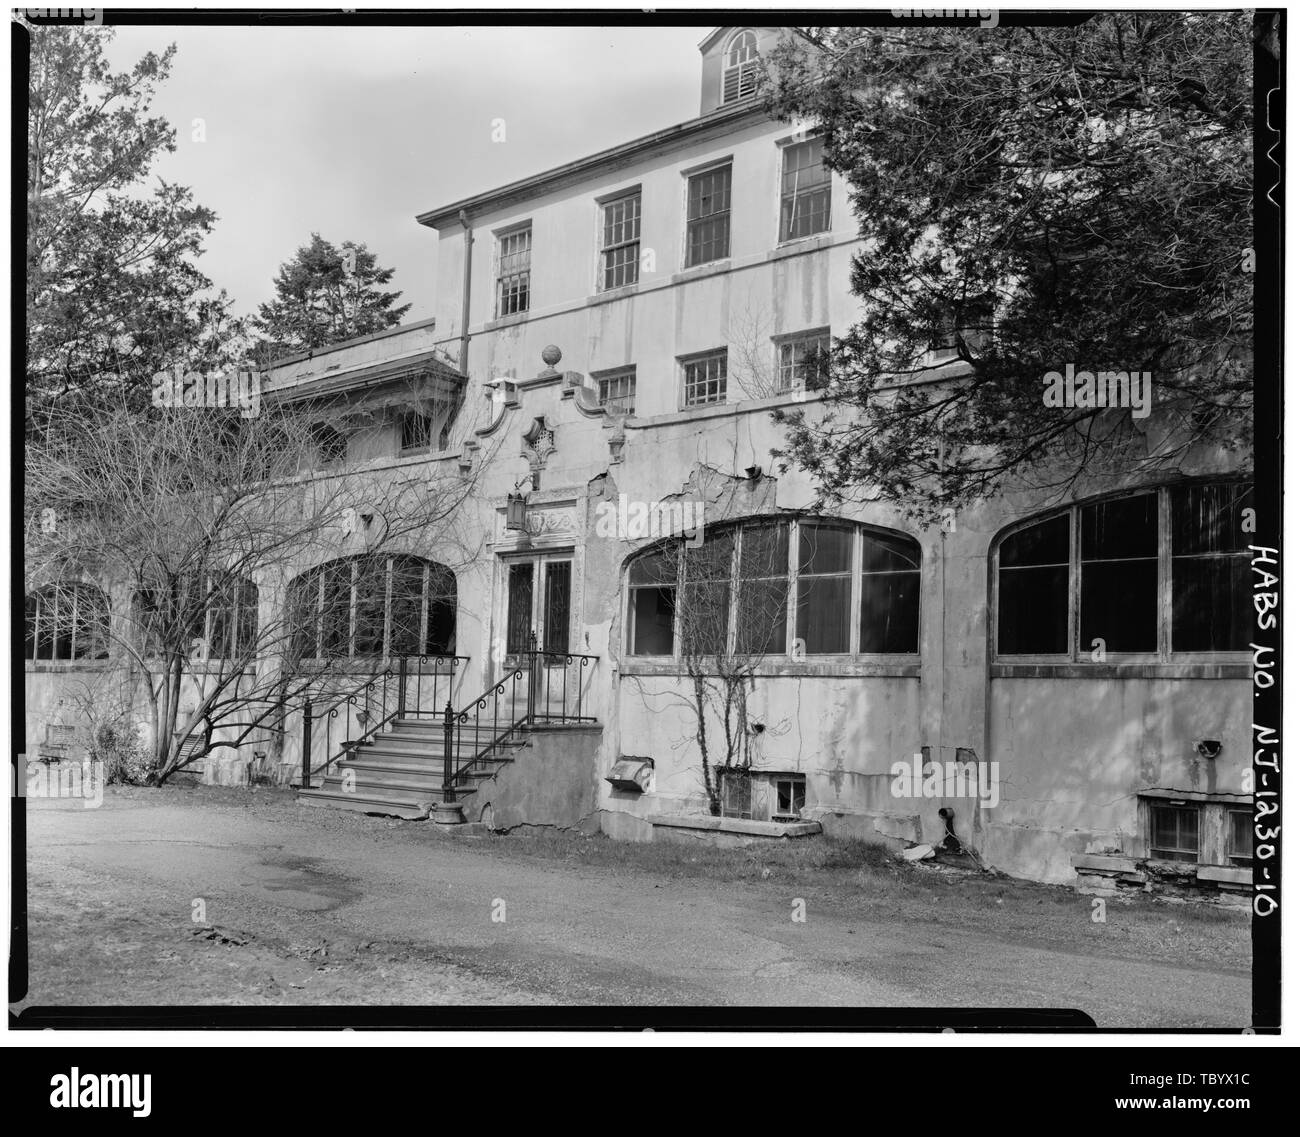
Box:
16, 787, 1252, 1027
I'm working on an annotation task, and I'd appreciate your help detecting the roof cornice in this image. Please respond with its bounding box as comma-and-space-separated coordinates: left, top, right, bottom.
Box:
416, 102, 771, 230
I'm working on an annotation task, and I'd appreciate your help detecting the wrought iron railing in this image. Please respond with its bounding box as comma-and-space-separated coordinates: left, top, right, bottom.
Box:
441, 649, 597, 804
300, 645, 598, 810
299, 655, 467, 786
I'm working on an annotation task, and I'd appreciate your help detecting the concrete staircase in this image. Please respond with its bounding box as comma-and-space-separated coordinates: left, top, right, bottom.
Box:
298, 717, 526, 820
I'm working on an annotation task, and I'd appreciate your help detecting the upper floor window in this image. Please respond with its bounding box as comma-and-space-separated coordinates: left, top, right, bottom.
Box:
686, 164, 732, 267
681, 350, 728, 408
25, 582, 110, 662
496, 225, 532, 317
722, 29, 760, 104
600, 192, 641, 290
400, 411, 432, 454
287, 554, 456, 661
595, 366, 636, 415
311, 423, 347, 468
994, 481, 1254, 660
931, 296, 995, 361
780, 136, 831, 240
776, 329, 831, 392
626, 518, 921, 659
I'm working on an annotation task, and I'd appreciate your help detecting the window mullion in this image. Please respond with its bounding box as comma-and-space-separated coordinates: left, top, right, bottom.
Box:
850, 528, 863, 655
786, 519, 798, 658
348, 562, 358, 660
726, 528, 741, 656
1159, 487, 1172, 660
1068, 507, 1079, 661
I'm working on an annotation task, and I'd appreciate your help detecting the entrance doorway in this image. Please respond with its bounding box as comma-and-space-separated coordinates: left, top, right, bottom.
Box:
504, 554, 572, 657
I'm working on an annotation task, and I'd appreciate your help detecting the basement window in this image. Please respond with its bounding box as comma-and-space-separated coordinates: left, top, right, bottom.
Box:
1149, 803, 1200, 863
720, 771, 752, 820
1227, 808, 1253, 867
773, 775, 806, 821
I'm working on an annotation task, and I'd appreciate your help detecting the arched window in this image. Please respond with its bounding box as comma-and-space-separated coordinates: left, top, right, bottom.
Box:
25, 583, 110, 661
626, 518, 921, 659
288, 554, 456, 661
132, 573, 258, 660
722, 29, 760, 104
994, 480, 1254, 659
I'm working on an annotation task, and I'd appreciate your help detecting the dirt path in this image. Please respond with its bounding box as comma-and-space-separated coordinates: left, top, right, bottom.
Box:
16, 788, 1251, 1026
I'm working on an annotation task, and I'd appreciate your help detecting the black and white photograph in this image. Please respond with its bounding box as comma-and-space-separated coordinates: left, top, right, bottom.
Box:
8, 2, 1288, 1083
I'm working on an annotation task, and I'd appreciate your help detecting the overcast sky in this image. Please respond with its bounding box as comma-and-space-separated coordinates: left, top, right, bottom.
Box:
101, 23, 715, 324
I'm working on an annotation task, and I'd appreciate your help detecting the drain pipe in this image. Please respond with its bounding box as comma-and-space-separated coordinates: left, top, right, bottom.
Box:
458, 210, 474, 375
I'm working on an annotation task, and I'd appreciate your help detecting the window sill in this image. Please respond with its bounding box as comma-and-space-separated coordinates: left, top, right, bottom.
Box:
672, 260, 731, 285
768, 232, 835, 260
484, 312, 530, 331
25, 660, 116, 673
990, 661, 1251, 680
620, 658, 920, 679
586, 282, 642, 308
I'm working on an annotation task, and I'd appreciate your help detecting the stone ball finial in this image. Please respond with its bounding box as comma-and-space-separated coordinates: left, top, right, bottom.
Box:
541, 344, 562, 368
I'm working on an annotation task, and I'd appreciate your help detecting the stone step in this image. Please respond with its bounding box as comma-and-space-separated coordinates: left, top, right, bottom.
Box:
297, 789, 433, 820
343, 752, 514, 776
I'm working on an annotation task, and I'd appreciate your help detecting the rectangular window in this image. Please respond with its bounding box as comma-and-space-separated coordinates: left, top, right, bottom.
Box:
681, 529, 734, 657
720, 771, 752, 819
1079, 493, 1158, 654
735, 523, 789, 655
686, 165, 732, 267
861, 530, 921, 653
400, 411, 431, 453
319, 561, 353, 659
1150, 803, 1200, 863
780, 137, 832, 241
796, 523, 854, 654
773, 775, 806, 820
682, 350, 728, 408
1171, 483, 1254, 652
1227, 808, 1253, 866
600, 192, 641, 290
596, 367, 636, 415
628, 545, 678, 656
496, 226, 531, 317
388, 560, 426, 657
998, 514, 1070, 655
777, 330, 831, 392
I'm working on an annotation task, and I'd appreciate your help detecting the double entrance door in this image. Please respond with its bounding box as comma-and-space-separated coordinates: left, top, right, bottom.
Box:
504, 553, 572, 659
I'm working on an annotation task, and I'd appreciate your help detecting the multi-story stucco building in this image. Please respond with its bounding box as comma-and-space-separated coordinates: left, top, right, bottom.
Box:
26, 27, 1257, 892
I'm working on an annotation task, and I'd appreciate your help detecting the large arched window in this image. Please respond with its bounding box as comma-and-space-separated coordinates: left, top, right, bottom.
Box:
626, 518, 921, 659
994, 480, 1254, 659
25, 583, 110, 661
132, 573, 258, 660
288, 554, 456, 660
722, 29, 760, 104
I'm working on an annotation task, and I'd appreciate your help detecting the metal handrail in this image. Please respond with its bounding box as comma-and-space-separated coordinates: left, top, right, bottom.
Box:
442, 649, 599, 803
300, 654, 467, 784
